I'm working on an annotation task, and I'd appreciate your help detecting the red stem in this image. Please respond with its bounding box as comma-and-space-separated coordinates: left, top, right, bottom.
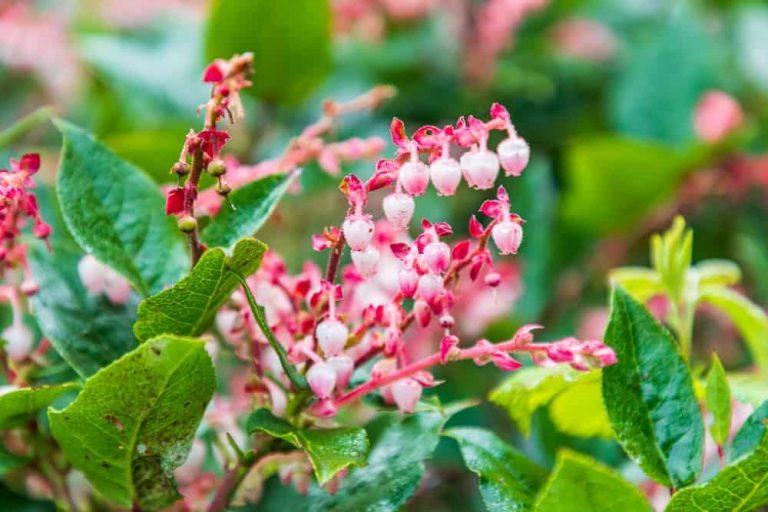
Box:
334, 338, 546, 407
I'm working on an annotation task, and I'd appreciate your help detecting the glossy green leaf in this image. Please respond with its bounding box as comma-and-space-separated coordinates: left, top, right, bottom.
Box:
667, 433, 768, 511
306, 408, 454, 511
548, 373, 613, 439
446, 427, 547, 512
49, 336, 215, 510
602, 287, 704, 488
205, 0, 331, 105
706, 354, 732, 446
54, 119, 189, 296
731, 400, 768, 462
29, 243, 139, 378
0, 383, 78, 429
247, 409, 369, 485
134, 238, 266, 341
699, 285, 768, 375
201, 172, 298, 250
489, 366, 610, 436
534, 450, 652, 512
562, 136, 688, 234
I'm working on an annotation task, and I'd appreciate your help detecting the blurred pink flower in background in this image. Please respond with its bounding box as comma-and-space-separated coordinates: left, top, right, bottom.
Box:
694, 90, 744, 143
0, 3, 80, 103
551, 18, 617, 62
465, 0, 549, 83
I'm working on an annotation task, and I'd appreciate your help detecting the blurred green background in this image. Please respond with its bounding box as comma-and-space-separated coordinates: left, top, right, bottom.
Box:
3, 0, 768, 509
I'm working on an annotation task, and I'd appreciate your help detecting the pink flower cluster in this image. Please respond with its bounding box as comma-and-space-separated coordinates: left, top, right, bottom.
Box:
216, 103, 615, 417
0, 153, 51, 364
0, 154, 50, 274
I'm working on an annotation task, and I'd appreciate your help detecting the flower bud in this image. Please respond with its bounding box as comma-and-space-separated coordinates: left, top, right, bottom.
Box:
20, 279, 39, 297
78, 255, 106, 294
351, 245, 380, 278
497, 136, 530, 177
391, 378, 422, 413
484, 272, 501, 287
430, 157, 462, 196
2, 323, 33, 361
316, 318, 349, 356
422, 242, 451, 274
104, 272, 132, 305
399, 161, 430, 196
215, 181, 232, 196
398, 268, 419, 298
460, 150, 500, 190
171, 161, 190, 176
416, 273, 442, 304
327, 355, 354, 390
342, 216, 374, 251
491, 220, 523, 255
207, 158, 227, 177
414, 299, 432, 327
307, 361, 336, 399
439, 315, 455, 329
178, 215, 198, 233
383, 193, 415, 229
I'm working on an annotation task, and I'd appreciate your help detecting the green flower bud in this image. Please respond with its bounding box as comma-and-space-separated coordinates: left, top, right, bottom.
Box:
207, 159, 227, 177
216, 181, 232, 196
177, 215, 198, 233
171, 161, 190, 176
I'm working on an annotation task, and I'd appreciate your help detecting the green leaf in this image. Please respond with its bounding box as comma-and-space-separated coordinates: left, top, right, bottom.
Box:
699, 286, 768, 375
201, 172, 297, 250
602, 287, 704, 488
235, 272, 307, 389
533, 450, 652, 512
562, 136, 689, 234
29, 243, 139, 378
446, 427, 547, 512
651, 216, 692, 302
548, 373, 613, 439
609, 267, 664, 303
0, 383, 79, 429
706, 354, 732, 447
731, 400, 768, 462
490, 366, 606, 437
246, 409, 369, 485
0, 445, 28, 475
667, 433, 768, 512
695, 260, 741, 288
205, 0, 331, 105
48, 336, 215, 510
134, 238, 266, 341
306, 408, 454, 511
54, 119, 189, 296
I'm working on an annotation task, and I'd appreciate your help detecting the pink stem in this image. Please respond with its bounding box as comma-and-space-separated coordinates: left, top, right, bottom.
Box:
333, 338, 548, 407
